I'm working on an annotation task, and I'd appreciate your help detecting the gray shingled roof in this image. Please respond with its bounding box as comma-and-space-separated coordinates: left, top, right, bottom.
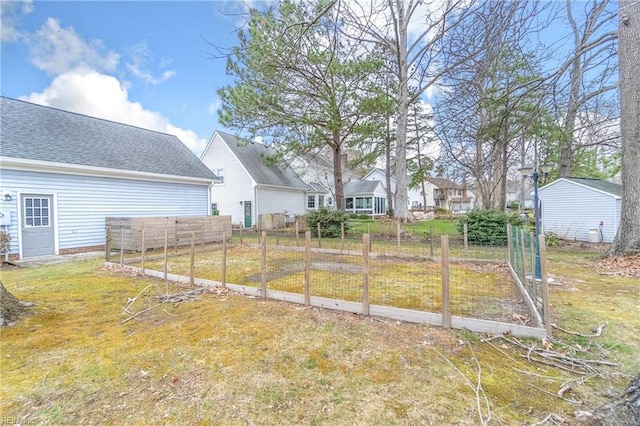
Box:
216, 131, 307, 189
425, 177, 462, 189
1, 97, 215, 180
344, 180, 381, 195
307, 181, 329, 193
566, 177, 622, 197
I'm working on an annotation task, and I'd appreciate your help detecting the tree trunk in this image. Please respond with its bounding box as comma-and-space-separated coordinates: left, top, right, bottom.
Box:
610, 1, 640, 256
1, 281, 26, 326
587, 373, 640, 425
332, 139, 345, 211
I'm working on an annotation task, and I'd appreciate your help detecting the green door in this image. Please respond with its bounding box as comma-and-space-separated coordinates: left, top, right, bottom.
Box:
243, 201, 252, 228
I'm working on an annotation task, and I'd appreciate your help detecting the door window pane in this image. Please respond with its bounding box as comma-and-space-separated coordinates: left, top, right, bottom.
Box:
24, 197, 51, 228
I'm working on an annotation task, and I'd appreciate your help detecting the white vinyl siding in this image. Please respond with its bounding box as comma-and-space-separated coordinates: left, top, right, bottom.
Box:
201, 136, 256, 225
539, 180, 620, 243
0, 168, 209, 255
257, 187, 306, 220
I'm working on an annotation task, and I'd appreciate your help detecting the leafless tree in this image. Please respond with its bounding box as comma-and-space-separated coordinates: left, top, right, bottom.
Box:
552, 0, 619, 177
342, 0, 477, 221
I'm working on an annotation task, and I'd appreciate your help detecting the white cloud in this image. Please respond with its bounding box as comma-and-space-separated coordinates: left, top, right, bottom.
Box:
125, 41, 176, 85
208, 99, 221, 115
0, 0, 33, 42
20, 68, 208, 154
28, 17, 120, 75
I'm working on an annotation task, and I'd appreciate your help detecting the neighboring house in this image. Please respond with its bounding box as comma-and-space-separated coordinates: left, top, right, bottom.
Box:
426, 177, 475, 212
306, 182, 329, 211
343, 180, 388, 216
200, 131, 308, 227
538, 177, 622, 243
290, 150, 360, 209
0, 98, 215, 259
363, 167, 435, 210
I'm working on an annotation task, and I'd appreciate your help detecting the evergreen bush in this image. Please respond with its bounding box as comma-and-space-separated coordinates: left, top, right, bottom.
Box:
457, 209, 523, 245
306, 208, 351, 238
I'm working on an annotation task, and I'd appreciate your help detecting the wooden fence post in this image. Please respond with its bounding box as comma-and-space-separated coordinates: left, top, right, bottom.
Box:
295, 220, 299, 242
163, 229, 168, 283
363, 233, 370, 316
141, 227, 145, 275
539, 234, 552, 337
189, 231, 195, 285
397, 220, 401, 254
105, 225, 111, 262
317, 223, 322, 249
120, 228, 125, 265
441, 235, 451, 329
341, 222, 345, 251
222, 232, 227, 288
304, 231, 311, 306
463, 223, 468, 258
174, 220, 178, 252
261, 231, 267, 299
239, 223, 243, 244
202, 223, 206, 248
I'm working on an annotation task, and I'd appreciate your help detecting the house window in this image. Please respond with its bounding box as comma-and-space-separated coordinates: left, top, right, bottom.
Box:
24, 197, 50, 227
355, 197, 372, 209
308, 195, 316, 209
318, 195, 324, 208
213, 168, 224, 185
211, 203, 218, 214
345, 197, 354, 209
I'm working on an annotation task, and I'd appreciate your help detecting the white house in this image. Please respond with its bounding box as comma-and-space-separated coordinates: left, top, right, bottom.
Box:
290, 150, 360, 209
0, 98, 215, 259
343, 180, 388, 216
200, 131, 308, 227
426, 177, 475, 213
538, 177, 622, 243
363, 167, 435, 210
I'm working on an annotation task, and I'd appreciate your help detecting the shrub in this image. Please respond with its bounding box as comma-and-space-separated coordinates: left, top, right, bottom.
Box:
306, 208, 351, 238
545, 231, 560, 247
457, 209, 523, 245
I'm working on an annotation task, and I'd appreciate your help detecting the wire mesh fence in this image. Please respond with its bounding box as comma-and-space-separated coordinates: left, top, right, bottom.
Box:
507, 225, 550, 326
107, 224, 546, 337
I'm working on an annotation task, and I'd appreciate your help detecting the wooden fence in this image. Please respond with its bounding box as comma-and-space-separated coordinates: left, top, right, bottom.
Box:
105, 216, 232, 253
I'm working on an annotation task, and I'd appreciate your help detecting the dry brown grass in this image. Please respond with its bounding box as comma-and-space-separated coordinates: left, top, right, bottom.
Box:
1, 247, 638, 425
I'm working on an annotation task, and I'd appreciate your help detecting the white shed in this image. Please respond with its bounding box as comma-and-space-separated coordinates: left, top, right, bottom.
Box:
538, 177, 622, 243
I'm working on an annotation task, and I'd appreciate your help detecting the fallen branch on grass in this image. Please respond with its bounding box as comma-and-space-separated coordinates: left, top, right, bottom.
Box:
430, 342, 492, 426
121, 284, 236, 323
498, 336, 617, 376
529, 412, 566, 425
551, 322, 608, 338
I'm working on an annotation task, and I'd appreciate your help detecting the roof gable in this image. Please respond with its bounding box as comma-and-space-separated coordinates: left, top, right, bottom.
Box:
1, 97, 215, 181
426, 177, 462, 189
213, 131, 307, 190
540, 177, 622, 198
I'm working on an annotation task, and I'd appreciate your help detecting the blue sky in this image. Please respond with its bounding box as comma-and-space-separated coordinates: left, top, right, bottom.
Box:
1, 1, 260, 155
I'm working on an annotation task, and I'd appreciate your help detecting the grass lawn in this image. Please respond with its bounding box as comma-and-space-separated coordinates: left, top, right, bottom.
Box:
347, 217, 459, 237
1, 248, 638, 425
